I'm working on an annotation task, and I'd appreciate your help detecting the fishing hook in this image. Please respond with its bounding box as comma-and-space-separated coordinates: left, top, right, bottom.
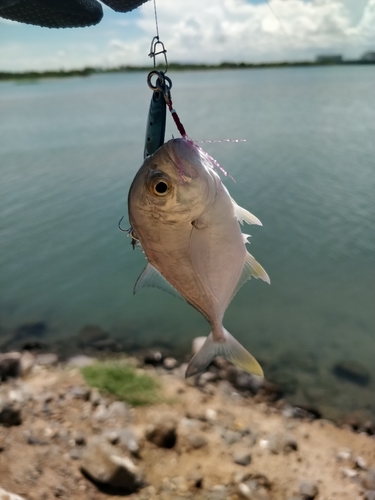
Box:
118, 215, 130, 233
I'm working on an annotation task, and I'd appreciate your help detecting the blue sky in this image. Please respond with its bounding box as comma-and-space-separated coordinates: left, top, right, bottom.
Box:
1, 0, 374, 71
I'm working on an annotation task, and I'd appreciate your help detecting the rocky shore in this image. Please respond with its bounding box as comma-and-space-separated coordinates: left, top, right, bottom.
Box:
0, 345, 374, 500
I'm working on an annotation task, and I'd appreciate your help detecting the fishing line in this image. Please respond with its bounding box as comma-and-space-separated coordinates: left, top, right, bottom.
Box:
152, 0, 160, 41
265, 0, 292, 46
199, 139, 246, 143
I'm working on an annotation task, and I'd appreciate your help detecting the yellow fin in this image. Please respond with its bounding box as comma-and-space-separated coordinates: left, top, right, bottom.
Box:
186, 329, 263, 378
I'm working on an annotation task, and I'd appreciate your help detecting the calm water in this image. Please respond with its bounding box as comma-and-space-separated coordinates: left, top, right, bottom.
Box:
1, 66, 374, 419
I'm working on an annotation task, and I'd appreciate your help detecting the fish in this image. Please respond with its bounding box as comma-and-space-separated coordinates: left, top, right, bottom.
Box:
128, 137, 270, 378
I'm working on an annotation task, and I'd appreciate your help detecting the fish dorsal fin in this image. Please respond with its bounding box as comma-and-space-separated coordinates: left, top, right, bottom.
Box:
233, 251, 270, 299
134, 262, 184, 301
231, 198, 262, 226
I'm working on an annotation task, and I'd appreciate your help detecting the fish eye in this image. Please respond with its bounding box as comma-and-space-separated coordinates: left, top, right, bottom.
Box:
151, 178, 171, 197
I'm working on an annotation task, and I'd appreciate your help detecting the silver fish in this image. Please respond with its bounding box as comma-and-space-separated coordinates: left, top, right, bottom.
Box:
128, 137, 270, 378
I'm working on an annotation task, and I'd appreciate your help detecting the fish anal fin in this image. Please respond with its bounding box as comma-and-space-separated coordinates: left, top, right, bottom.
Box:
134, 262, 184, 301
185, 329, 263, 378
231, 198, 262, 226
232, 251, 270, 299
244, 251, 270, 284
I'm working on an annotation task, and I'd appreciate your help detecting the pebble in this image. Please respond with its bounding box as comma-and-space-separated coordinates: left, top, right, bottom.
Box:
53, 484, 66, 498
192, 337, 206, 355
92, 404, 108, 422
0, 487, 26, 500
19, 351, 35, 376
355, 456, 367, 469
233, 451, 252, 466
170, 476, 188, 492
66, 355, 96, 368
237, 482, 271, 500
106, 430, 119, 444
163, 357, 178, 370
266, 433, 298, 454
197, 371, 219, 386
205, 408, 217, 422
69, 448, 82, 460
27, 435, 48, 446
78, 324, 108, 348
237, 482, 253, 499
81, 435, 145, 491
0, 402, 22, 426
299, 480, 319, 499
115, 428, 140, 455
0, 352, 21, 380
333, 360, 370, 386
222, 429, 242, 445
106, 401, 131, 420
35, 353, 58, 366
362, 470, 375, 491
68, 386, 90, 400
186, 433, 208, 449
143, 351, 163, 366
89, 387, 102, 406
336, 448, 353, 462
8, 389, 29, 404
207, 485, 229, 500
234, 372, 263, 394
340, 468, 358, 479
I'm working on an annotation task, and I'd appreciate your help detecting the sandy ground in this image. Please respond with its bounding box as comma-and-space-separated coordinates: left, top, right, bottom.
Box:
0, 359, 374, 500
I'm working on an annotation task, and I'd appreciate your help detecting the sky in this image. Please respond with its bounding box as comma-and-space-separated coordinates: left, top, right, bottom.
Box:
0, 0, 374, 71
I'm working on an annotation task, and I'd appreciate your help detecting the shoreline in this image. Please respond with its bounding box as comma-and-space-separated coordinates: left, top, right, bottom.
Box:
1, 59, 374, 82
1, 321, 374, 428
0, 351, 374, 499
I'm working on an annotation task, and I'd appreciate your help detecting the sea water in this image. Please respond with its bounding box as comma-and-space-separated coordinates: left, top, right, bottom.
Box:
1, 66, 374, 419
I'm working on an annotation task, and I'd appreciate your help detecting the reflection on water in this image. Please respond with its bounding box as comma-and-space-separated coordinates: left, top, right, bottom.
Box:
0, 66, 374, 420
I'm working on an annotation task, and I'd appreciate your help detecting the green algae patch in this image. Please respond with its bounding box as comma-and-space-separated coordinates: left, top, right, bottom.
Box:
81, 361, 161, 406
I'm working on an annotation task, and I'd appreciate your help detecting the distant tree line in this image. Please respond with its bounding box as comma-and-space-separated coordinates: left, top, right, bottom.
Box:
1, 55, 374, 82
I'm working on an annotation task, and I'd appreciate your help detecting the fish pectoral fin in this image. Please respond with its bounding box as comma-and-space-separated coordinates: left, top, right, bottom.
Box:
185, 328, 263, 378
231, 197, 262, 226
134, 262, 184, 301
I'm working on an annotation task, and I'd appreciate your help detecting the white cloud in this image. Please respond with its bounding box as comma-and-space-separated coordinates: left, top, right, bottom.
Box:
0, 0, 374, 71
132, 0, 373, 63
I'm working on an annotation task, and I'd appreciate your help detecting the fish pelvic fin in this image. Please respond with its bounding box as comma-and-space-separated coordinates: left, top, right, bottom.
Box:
134, 262, 184, 301
185, 328, 263, 378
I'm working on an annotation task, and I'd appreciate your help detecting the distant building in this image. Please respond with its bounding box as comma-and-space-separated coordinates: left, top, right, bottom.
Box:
316, 54, 343, 64
361, 51, 375, 62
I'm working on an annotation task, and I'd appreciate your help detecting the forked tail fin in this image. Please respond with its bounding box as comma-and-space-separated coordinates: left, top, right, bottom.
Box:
185, 328, 263, 378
